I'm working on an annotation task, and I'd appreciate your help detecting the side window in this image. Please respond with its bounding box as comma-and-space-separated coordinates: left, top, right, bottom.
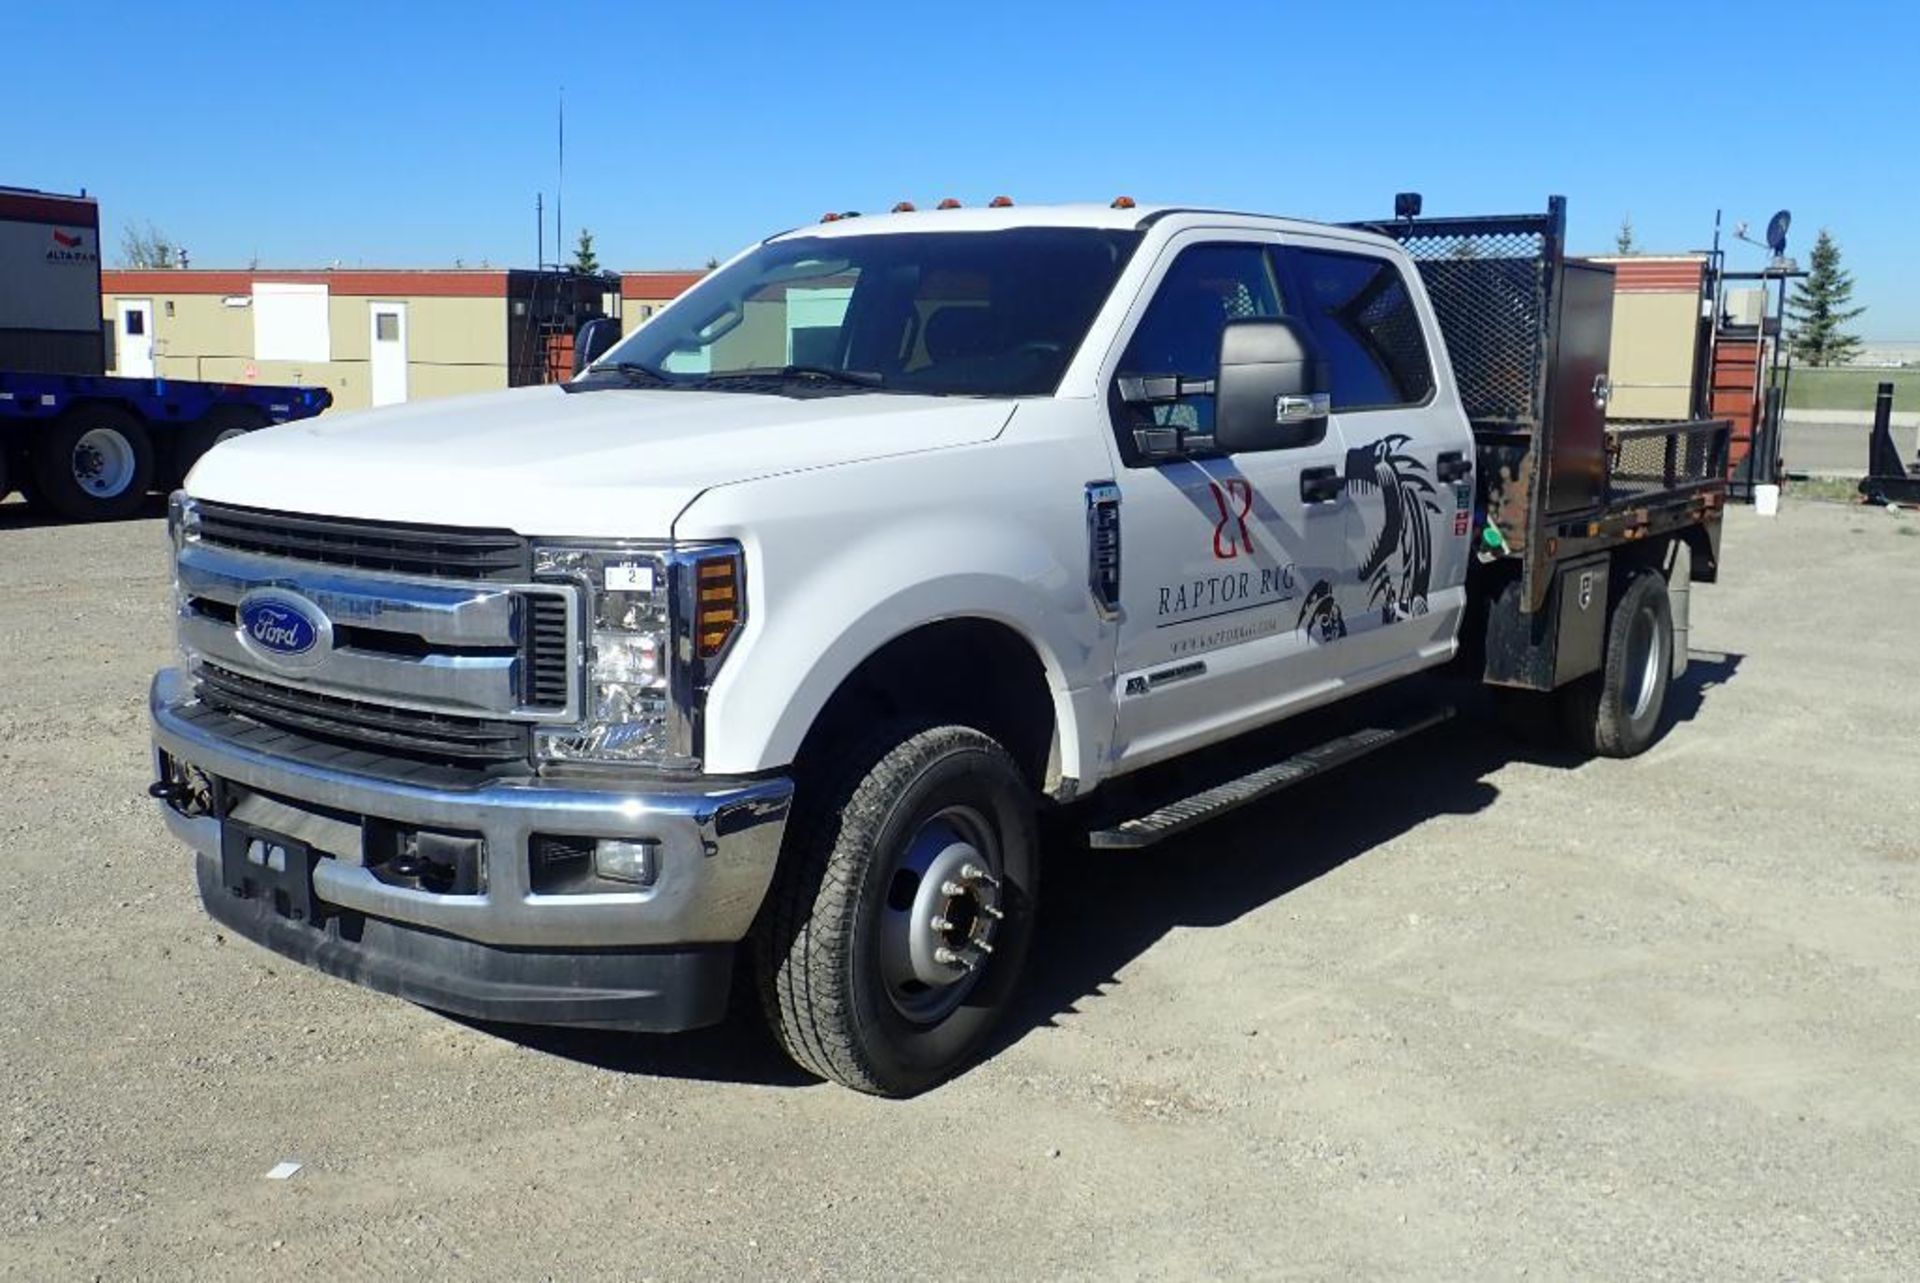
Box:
1115, 243, 1284, 437
1285, 247, 1433, 410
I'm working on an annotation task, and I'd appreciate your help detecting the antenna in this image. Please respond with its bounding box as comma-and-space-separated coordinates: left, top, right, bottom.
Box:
536, 192, 544, 270
556, 88, 565, 272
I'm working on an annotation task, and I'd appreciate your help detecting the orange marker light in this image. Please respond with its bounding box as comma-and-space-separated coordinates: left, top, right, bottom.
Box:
937, 198, 962, 210
820, 212, 841, 222
988, 195, 1013, 208
1111, 195, 1137, 209
694, 556, 741, 660
891, 201, 917, 213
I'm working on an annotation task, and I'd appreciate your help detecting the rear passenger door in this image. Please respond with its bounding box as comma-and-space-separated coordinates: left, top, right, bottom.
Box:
1276, 238, 1474, 676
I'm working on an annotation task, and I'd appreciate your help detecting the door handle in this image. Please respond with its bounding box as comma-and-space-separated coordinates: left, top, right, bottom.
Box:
1300, 466, 1345, 504
1436, 451, 1472, 482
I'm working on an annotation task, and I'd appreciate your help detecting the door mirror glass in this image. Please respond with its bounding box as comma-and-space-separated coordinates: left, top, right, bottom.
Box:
574, 316, 621, 377
1214, 317, 1330, 452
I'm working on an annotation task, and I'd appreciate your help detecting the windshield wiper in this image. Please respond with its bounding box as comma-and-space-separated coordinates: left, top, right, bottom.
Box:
609, 361, 675, 385
704, 365, 885, 389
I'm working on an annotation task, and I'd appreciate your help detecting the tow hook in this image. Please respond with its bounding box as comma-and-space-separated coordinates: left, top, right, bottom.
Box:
149, 760, 214, 817
147, 778, 191, 806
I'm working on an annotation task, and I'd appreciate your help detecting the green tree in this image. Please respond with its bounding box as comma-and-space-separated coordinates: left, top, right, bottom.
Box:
1786, 229, 1866, 366
570, 227, 600, 275
119, 221, 179, 268
1615, 215, 1636, 255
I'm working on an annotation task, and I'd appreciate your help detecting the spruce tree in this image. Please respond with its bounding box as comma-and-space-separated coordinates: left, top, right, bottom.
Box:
1786, 229, 1865, 366
570, 228, 600, 275
1615, 215, 1636, 255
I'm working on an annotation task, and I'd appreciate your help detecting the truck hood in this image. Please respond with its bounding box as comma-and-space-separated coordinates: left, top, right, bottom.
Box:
186, 384, 1015, 537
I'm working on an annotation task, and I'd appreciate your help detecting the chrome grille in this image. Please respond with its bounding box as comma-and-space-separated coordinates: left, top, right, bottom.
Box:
197, 664, 529, 767
176, 511, 581, 771
196, 501, 530, 582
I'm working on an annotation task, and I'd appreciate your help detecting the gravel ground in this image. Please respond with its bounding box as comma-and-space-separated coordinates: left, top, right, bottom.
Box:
2, 494, 1918, 1280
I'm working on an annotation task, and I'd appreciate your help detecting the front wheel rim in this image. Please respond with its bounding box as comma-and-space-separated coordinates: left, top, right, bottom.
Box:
71, 428, 137, 498
876, 805, 1005, 1025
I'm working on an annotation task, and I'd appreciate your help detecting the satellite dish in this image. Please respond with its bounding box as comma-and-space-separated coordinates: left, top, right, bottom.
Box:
1765, 210, 1791, 256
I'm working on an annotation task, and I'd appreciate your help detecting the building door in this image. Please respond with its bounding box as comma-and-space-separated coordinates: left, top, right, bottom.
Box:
115, 300, 154, 377
369, 302, 408, 406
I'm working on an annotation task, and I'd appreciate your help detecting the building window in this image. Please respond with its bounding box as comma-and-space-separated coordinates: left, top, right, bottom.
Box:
375, 312, 400, 342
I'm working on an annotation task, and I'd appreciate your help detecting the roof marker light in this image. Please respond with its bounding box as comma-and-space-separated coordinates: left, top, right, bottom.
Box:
1111, 195, 1137, 209
937, 198, 962, 210
892, 201, 917, 213
988, 195, 1014, 208
820, 212, 841, 223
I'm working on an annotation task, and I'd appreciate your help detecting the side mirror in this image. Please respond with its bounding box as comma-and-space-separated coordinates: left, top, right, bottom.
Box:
1214, 318, 1330, 453
573, 316, 621, 377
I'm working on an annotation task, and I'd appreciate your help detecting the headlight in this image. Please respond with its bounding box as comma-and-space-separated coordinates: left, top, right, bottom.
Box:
530, 541, 745, 772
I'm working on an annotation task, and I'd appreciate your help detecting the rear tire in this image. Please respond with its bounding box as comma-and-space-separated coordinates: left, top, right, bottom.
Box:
30, 406, 156, 522
1562, 568, 1673, 758
755, 722, 1039, 1097
172, 405, 267, 482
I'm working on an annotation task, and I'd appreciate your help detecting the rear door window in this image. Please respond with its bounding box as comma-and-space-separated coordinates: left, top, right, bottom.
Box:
1282, 247, 1433, 410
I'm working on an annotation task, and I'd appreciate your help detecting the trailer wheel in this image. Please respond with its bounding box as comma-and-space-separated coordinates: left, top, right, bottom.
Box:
31, 407, 157, 522
1563, 569, 1673, 758
755, 722, 1038, 1097
172, 406, 268, 482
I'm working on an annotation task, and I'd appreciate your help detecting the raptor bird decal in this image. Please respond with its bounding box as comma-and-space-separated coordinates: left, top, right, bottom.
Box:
1344, 433, 1442, 624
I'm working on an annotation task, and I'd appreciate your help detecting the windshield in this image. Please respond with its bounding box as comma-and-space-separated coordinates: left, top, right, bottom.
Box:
592, 227, 1143, 397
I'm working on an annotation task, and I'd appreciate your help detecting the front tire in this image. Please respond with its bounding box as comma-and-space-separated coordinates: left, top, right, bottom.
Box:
30, 407, 156, 521
755, 723, 1038, 1096
1563, 568, 1673, 758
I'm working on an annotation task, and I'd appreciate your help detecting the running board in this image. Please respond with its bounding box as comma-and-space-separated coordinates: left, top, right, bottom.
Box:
1087, 706, 1455, 851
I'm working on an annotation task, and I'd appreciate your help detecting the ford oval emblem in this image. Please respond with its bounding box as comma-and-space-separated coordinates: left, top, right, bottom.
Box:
235, 589, 332, 671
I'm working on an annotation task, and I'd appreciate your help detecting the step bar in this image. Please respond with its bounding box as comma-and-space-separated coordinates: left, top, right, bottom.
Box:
1088, 706, 1455, 850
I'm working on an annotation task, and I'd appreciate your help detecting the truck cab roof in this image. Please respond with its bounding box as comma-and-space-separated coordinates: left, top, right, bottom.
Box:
774, 202, 1400, 252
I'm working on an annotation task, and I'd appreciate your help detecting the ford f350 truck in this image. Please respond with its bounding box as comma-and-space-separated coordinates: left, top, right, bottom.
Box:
149, 195, 1729, 1095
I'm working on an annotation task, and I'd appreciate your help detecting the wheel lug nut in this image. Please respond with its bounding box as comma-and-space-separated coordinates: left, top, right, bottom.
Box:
940, 880, 964, 897
930, 916, 954, 933
973, 939, 994, 955
981, 904, 1004, 921
933, 946, 974, 971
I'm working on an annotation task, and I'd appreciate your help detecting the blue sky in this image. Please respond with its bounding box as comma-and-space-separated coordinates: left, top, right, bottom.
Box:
5, 0, 1913, 334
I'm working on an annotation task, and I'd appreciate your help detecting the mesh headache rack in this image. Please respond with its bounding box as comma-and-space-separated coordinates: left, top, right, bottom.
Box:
1352, 196, 1730, 612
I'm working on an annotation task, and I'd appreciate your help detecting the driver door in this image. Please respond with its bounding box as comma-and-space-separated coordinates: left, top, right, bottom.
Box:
1100, 236, 1354, 772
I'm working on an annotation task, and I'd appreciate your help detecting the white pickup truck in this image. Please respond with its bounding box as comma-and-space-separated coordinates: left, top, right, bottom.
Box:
149, 196, 1729, 1095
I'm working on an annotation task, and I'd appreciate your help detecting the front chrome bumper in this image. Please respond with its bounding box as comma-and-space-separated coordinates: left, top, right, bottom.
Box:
148, 668, 792, 951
